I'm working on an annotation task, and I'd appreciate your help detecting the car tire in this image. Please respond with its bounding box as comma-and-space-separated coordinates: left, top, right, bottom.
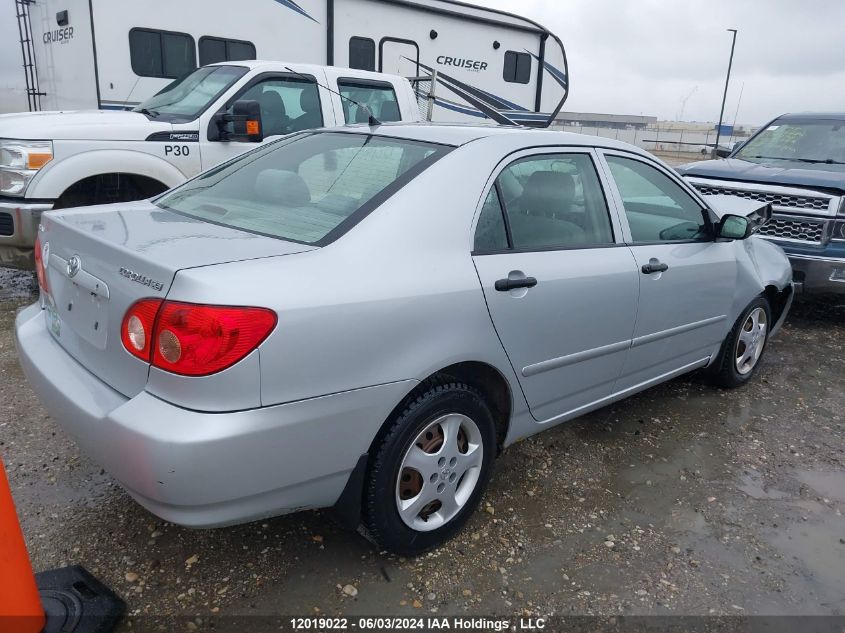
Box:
709, 296, 771, 388
362, 379, 497, 555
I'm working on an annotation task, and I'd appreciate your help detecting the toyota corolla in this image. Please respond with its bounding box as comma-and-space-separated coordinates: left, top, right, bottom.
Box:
15, 124, 793, 554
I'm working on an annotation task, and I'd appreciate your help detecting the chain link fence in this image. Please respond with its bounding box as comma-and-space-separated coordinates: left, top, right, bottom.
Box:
551, 122, 755, 163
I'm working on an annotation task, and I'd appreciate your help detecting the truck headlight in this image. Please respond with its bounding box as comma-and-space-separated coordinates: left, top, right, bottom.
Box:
0, 140, 53, 196
833, 220, 845, 242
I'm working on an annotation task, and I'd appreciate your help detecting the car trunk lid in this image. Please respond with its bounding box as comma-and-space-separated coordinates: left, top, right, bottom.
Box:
39, 200, 314, 397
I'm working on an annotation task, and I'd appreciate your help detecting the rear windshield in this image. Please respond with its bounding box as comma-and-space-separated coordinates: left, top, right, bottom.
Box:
156, 132, 450, 244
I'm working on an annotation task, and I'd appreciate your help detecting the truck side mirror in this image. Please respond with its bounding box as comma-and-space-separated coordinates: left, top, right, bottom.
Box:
231, 100, 263, 142
214, 100, 264, 143
715, 147, 732, 158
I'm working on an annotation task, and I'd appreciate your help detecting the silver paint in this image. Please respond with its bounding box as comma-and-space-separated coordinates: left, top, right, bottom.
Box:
15, 124, 793, 528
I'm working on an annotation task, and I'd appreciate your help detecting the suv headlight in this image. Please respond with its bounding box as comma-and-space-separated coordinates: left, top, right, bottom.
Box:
0, 139, 53, 196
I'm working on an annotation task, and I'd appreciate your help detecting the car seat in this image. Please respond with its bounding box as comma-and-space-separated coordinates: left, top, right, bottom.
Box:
379, 100, 401, 122
509, 171, 586, 246
259, 91, 290, 137
291, 88, 323, 132
254, 169, 312, 207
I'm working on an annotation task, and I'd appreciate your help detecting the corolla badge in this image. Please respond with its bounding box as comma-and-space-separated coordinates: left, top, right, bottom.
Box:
119, 267, 165, 292
66, 255, 81, 278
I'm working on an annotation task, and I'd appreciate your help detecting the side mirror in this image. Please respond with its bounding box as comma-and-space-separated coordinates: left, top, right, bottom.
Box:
715, 147, 732, 158
716, 214, 752, 240
214, 100, 264, 143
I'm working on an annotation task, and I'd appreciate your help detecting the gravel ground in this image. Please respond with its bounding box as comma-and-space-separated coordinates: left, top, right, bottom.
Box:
1, 266, 844, 631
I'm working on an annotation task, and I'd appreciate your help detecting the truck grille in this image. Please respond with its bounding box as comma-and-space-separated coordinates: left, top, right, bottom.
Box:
0, 212, 13, 236
693, 184, 830, 211
757, 217, 826, 243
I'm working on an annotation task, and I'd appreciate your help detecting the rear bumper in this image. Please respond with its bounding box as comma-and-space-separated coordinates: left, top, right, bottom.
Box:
0, 199, 53, 269
788, 253, 845, 295
15, 302, 415, 527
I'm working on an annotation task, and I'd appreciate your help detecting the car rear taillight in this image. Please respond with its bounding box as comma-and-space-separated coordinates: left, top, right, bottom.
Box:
121, 300, 277, 376
121, 299, 163, 362
34, 236, 48, 293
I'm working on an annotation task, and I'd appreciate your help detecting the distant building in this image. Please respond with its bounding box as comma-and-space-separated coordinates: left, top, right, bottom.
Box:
552, 111, 658, 130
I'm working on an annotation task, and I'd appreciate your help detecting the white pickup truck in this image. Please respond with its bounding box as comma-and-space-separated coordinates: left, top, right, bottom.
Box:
0, 61, 421, 267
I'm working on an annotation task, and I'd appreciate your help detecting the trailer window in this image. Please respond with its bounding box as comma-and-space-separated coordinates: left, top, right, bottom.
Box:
199, 36, 257, 66
129, 28, 196, 79
338, 80, 401, 123
349, 37, 376, 72
503, 51, 531, 84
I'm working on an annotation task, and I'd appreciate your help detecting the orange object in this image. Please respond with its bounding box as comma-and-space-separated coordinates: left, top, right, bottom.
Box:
246, 120, 260, 136
0, 458, 45, 633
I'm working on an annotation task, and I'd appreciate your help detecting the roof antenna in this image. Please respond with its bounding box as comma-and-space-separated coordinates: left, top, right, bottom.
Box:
284, 66, 381, 127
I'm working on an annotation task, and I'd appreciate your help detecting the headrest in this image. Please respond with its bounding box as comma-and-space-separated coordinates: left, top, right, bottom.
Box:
354, 106, 370, 123
259, 90, 285, 116
379, 101, 401, 122
521, 171, 575, 216
254, 169, 311, 206
300, 88, 320, 113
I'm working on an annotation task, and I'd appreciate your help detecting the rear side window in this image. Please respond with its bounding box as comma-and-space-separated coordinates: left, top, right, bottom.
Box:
129, 28, 196, 79
338, 80, 401, 123
503, 51, 531, 84
473, 188, 509, 252
199, 36, 256, 65
349, 37, 376, 71
491, 153, 614, 250
156, 132, 451, 245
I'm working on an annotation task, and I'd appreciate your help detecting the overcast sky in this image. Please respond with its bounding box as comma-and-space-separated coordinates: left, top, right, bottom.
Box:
2, 0, 844, 124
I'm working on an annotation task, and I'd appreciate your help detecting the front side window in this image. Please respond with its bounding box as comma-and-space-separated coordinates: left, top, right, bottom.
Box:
606, 155, 708, 243
349, 37, 376, 71
339, 81, 401, 123
133, 65, 247, 122
490, 153, 613, 250
225, 77, 323, 137
156, 132, 450, 245
129, 29, 196, 79
199, 36, 256, 66
503, 51, 531, 84
734, 118, 845, 165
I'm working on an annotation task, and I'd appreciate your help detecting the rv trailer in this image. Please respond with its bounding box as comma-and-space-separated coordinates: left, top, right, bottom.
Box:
15, 0, 569, 124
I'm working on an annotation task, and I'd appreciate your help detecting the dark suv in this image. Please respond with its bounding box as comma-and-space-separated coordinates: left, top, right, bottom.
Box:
677, 112, 845, 295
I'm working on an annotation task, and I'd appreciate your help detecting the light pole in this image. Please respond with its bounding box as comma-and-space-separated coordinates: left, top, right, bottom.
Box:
713, 28, 738, 159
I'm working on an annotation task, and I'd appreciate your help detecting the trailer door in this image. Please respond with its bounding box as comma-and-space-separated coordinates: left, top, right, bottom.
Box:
379, 38, 419, 77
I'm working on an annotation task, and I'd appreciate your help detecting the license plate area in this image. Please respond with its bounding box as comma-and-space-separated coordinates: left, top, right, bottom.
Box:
48, 278, 109, 349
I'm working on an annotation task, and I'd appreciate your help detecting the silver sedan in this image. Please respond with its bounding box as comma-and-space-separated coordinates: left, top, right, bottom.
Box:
16, 124, 793, 554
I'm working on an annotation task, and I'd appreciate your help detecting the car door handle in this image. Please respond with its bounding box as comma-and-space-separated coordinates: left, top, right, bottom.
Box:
641, 261, 669, 275
495, 277, 538, 291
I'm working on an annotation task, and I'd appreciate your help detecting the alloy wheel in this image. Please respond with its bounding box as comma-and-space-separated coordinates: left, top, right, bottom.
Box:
395, 413, 484, 532
735, 307, 768, 375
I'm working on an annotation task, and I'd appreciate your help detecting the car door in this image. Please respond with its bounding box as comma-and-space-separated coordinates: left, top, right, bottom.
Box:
200, 72, 330, 171
472, 149, 640, 423
599, 151, 737, 391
